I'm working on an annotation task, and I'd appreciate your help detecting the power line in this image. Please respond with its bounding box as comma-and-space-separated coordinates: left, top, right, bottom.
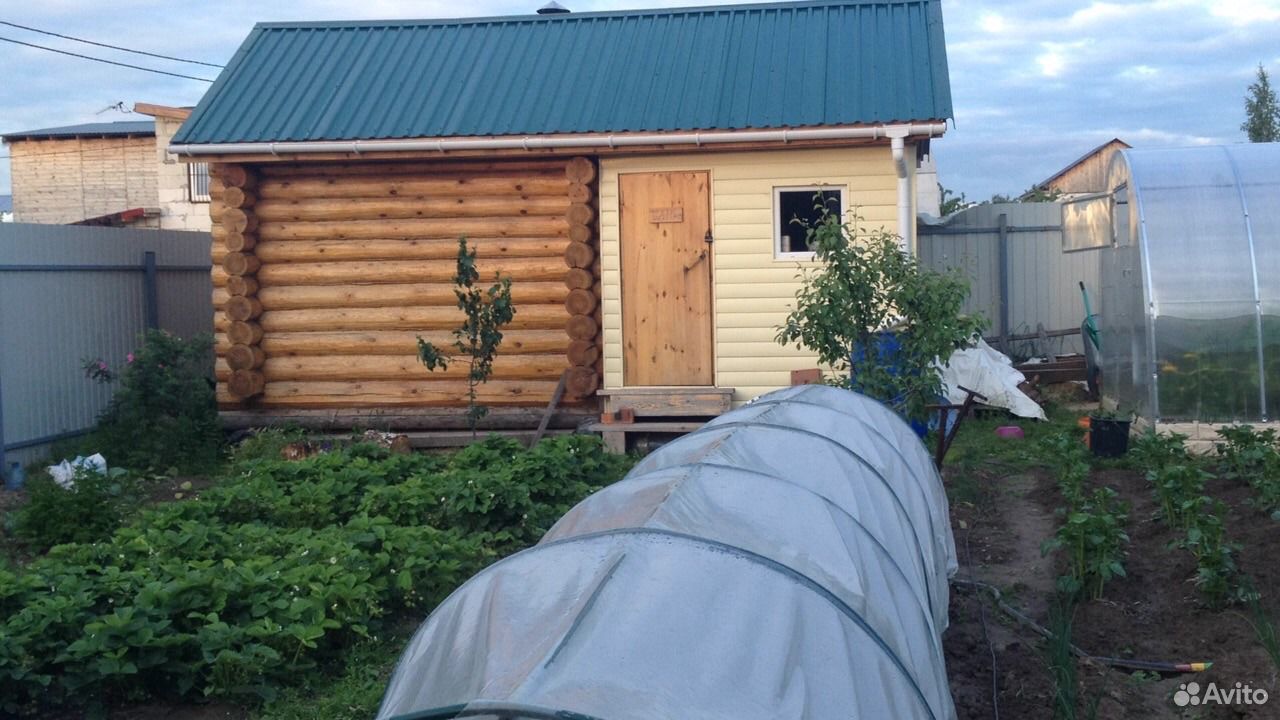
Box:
0, 35, 215, 82
0, 20, 223, 68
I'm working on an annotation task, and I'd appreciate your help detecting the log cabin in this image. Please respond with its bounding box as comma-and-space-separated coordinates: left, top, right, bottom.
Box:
170, 0, 954, 439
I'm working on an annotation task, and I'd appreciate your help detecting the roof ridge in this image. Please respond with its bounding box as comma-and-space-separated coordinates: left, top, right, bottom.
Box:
254, 0, 927, 30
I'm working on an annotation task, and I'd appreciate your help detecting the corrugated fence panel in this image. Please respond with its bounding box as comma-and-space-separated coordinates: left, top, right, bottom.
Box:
0, 223, 212, 471
919, 202, 1101, 357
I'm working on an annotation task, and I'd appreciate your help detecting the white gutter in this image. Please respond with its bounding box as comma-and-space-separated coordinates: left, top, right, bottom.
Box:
169, 122, 947, 158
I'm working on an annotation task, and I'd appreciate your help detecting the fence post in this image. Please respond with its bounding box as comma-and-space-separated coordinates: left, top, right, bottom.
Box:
997, 213, 1010, 353
143, 251, 159, 330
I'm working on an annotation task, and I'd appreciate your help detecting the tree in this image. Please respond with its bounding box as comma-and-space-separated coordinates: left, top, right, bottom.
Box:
776, 205, 986, 424
1242, 63, 1280, 142
938, 183, 970, 216
418, 238, 516, 434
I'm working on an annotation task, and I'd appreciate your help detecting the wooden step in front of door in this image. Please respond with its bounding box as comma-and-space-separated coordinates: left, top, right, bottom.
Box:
591, 386, 734, 453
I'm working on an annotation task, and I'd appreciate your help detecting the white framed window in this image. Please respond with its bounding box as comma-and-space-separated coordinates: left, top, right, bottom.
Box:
187, 162, 211, 203
774, 185, 844, 258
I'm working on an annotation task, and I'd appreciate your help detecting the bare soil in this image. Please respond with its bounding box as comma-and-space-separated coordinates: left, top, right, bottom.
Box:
944, 460, 1280, 719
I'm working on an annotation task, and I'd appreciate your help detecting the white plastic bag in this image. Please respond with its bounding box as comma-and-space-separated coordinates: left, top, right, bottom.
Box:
45, 453, 108, 489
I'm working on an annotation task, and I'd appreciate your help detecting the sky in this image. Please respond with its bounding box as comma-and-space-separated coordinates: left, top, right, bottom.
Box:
1, 0, 1277, 200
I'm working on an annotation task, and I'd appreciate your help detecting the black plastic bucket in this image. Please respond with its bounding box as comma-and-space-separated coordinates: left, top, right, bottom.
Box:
1090, 417, 1131, 458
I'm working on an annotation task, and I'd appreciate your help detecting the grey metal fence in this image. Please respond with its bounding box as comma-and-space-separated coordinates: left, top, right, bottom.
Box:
918, 202, 1102, 357
1, 223, 212, 475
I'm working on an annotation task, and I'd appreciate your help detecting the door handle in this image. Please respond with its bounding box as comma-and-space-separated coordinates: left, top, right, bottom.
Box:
683, 249, 707, 273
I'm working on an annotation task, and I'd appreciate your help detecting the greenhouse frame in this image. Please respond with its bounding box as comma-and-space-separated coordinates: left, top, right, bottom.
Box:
376, 386, 957, 720
1098, 143, 1280, 425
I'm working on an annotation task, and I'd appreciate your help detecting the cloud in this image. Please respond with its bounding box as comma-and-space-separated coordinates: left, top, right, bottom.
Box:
1, 0, 1277, 201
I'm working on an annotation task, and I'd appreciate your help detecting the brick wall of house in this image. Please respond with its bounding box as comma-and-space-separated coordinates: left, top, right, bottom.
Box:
153, 116, 212, 232
8, 135, 159, 225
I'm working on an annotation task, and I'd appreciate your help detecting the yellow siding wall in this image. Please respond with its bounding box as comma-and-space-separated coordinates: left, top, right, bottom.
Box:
599, 145, 910, 404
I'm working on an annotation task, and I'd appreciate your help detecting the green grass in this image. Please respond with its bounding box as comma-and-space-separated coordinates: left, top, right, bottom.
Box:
942, 402, 1086, 476
254, 626, 413, 720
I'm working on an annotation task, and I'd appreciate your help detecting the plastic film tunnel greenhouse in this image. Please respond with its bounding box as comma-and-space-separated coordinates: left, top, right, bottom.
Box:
376, 385, 958, 720
1100, 142, 1280, 424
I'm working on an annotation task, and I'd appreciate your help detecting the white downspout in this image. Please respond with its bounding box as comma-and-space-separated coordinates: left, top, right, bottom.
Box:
888, 127, 912, 254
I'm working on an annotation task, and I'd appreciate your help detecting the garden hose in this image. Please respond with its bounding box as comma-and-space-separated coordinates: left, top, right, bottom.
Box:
951, 577, 1212, 675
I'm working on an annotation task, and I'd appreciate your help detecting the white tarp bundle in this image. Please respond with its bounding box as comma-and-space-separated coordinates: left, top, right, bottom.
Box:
377, 386, 957, 720
940, 338, 1046, 420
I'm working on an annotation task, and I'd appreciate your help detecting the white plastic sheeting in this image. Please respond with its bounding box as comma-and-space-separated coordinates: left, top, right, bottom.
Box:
377, 386, 957, 720
940, 339, 1046, 420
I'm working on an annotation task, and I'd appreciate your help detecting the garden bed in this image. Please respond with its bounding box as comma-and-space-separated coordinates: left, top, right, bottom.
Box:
943, 409, 1280, 719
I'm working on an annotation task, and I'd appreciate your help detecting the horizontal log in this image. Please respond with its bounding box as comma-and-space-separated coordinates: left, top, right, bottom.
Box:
226, 344, 266, 371
218, 165, 256, 189
565, 268, 593, 290
568, 224, 592, 244
567, 182, 592, 204
256, 353, 567, 382
566, 203, 595, 226
566, 315, 599, 341
211, 223, 228, 244
227, 321, 264, 346
566, 157, 597, 184
257, 216, 568, 241
257, 329, 570, 357
563, 241, 595, 269
217, 406, 597, 431
223, 187, 256, 209
209, 198, 226, 223
567, 339, 600, 366
254, 195, 571, 222
213, 288, 228, 310
256, 281, 567, 310
253, 237, 569, 263
226, 276, 259, 297
565, 366, 599, 398
223, 253, 261, 277
256, 257, 568, 285
258, 304, 567, 332
225, 232, 257, 253
256, 176, 571, 201
249, 379, 562, 407
564, 288, 598, 316
228, 370, 265, 398
225, 296, 264, 321
222, 209, 259, 234
256, 160, 568, 178
212, 267, 228, 288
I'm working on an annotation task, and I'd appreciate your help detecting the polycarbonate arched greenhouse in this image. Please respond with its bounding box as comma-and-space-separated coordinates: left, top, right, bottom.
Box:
1100, 142, 1280, 423
376, 385, 957, 720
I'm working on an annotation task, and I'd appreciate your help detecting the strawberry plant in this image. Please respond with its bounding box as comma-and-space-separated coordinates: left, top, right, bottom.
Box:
0, 435, 633, 716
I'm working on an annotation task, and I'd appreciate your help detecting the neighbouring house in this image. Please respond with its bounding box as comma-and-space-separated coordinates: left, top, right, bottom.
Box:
1023, 138, 1131, 199
170, 0, 954, 431
134, 103, 214, 232
1, 121, 160, 226
1, 111, 213, 231
0, 195, 11, 222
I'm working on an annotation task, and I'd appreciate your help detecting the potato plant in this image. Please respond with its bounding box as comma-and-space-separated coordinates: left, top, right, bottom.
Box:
1039, 433, 1130, 599
1215, 424, 1280, 520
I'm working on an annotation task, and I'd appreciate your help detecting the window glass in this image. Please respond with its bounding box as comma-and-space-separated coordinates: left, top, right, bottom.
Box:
776, 187, 843, 256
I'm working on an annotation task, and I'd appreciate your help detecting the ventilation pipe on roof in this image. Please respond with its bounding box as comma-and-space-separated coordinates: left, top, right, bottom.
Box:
888, 127, 913, 254
537, 1, 570, 13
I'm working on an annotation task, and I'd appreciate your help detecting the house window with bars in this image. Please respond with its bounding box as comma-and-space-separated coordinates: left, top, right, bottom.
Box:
187, 162, 211, 202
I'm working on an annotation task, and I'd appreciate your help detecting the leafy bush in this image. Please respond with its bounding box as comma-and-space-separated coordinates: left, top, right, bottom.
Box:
0, 435, 632, 716
87, 330, 222, 474
12, 467, 143, 550
775, 208, 986, 424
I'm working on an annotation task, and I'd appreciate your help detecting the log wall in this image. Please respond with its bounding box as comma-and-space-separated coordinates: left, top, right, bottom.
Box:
211, 157, 602, 410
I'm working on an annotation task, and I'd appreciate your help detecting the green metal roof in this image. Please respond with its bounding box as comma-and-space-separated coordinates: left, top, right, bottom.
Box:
173, 0, 952, 145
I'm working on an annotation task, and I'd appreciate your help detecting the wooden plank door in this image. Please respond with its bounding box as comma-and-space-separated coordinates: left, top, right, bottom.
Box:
619, 171, 714, 386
